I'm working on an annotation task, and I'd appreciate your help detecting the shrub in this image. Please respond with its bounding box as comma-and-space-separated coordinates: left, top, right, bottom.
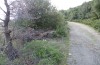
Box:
16, 12, 68, 37
52, 14, 68, 37
15, 0, 66, 31
74, 19, 100, 32
12, 40, 64, 65
34, 12, 65, 29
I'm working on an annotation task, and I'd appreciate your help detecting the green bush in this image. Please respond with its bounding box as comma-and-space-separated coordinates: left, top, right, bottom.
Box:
12, 40, 64, 65
38, 12, 66, 32
49, 13, 68, 37
0, 37, 69, 65
74, 19, 100, 32
16, 12, 68, 37
53, 26, 67, 37
34, 12, 63, 29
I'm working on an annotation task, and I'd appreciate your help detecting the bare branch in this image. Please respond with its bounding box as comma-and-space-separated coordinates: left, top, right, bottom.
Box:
0, 18, 4, 22
9, 0, 20, 5
0, 6, 6, 14
4, 0, 10, 26
9, 1, 15, 5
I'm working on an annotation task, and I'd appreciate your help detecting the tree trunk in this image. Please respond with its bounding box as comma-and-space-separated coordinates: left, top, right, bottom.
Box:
3, 0, 19, 61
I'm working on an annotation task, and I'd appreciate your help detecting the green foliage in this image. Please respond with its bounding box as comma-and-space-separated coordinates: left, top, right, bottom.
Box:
16, 0, 66, 32
65, 0, 100, 20
65, 1, 93, 20
16, 0, 56, 29
63, 0, 100, 32
38, 59, 54, 65
9, 40, 68, 65
93, 0, 100, 18
0, 37, 69, 65
16, 12, 67, 37
59, 10, 68, 20
75, 19, 100, 32
0, 54, 6, 65
34, 12, 63, 29
48, 13, 67, 37
53, 24, 67, 37
15, 0, 67, 37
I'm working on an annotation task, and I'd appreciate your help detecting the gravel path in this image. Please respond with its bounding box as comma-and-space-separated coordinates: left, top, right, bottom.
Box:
68, 22, 100, 65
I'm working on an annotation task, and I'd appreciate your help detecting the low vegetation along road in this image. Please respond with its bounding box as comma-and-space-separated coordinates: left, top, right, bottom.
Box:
68, 22, 100, 65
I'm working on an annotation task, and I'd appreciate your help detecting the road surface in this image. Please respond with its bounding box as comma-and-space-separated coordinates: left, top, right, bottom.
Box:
68, 22, 100, 65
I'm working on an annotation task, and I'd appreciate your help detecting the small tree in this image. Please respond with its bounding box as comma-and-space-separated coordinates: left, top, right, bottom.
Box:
0, 0, 19, 60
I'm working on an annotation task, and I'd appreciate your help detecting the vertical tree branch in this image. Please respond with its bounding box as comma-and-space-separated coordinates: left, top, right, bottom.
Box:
3, 0, 19, 60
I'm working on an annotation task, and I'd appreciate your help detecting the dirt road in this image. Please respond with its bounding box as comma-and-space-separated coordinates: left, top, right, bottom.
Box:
68, 22, 100, 65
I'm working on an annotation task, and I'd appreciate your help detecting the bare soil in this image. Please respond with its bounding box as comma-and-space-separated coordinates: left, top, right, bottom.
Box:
68, 22, 100, 65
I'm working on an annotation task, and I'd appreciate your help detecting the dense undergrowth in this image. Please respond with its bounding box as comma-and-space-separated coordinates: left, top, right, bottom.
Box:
0, 19, 69, 65
0, 0, 69, 64
0, 37, 69, 65
73, 19, 100, 32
